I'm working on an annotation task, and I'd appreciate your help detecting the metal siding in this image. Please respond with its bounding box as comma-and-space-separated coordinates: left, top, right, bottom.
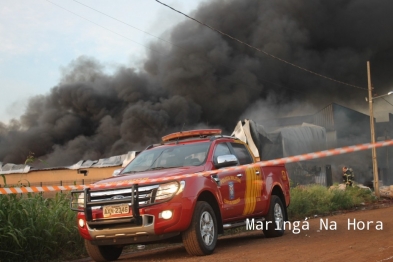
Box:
313, 104, 334, 131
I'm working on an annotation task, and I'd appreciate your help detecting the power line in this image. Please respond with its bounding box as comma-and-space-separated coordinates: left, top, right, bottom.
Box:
381, 97, 393, 107
47, 0, 336, 98
45, 0, 161, 54
72, 0, 306, 95
155, 0, 368, 91
71, 1, 306, 95
72, 0, 183, 50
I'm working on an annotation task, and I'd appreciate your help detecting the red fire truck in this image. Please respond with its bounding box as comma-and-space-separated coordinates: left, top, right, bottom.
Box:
71, 129, 290, 261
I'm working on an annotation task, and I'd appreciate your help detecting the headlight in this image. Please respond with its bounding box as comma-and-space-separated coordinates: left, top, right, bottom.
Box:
70, 191, 85, 211
78, 193, 85, 208
155, 181, 185, 202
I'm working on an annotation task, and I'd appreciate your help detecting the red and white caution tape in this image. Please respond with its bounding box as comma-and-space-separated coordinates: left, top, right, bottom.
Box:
0, 185, 84, 195
1, 140, 393, 195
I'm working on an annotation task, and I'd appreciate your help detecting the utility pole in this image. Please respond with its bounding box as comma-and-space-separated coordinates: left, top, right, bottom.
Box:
367, 61, 380, 197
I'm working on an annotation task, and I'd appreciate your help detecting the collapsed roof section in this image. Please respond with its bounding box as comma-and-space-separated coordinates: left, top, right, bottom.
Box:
232, 119, 327, 161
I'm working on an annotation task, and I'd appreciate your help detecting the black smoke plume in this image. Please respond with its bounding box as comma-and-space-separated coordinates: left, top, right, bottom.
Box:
1, 0, 393, 167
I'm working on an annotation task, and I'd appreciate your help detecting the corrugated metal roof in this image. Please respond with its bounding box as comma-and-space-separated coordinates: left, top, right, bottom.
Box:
1, 151, 140, 175
68, 160, 84, 170
0, 163, 31, 174
91, 155, 124, 168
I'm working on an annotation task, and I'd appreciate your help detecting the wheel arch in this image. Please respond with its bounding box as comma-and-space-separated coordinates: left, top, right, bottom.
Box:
271, 185, 288, 221
197, 190, 224, 234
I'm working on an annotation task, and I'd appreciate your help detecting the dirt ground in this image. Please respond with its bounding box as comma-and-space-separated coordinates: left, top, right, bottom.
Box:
81, 204, 393, 262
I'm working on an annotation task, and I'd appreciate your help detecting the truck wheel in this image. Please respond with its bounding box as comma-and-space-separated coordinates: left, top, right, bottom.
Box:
182, 201, 218, 256
263, 195, 285, 238
84, 239, 123, 262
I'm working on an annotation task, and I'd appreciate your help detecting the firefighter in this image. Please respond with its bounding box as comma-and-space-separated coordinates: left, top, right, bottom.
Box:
342, 166, 354, 186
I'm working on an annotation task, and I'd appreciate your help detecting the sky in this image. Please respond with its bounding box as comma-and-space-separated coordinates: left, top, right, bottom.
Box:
0, 0, 207, 124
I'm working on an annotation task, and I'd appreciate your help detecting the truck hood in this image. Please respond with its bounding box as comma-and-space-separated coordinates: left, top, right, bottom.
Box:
95, 165, 206, 185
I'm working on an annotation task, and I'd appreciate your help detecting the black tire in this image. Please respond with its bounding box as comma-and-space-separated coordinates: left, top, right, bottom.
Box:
84, 239, 123, 262
263, 195, 286, 238
182, 201, 218, 256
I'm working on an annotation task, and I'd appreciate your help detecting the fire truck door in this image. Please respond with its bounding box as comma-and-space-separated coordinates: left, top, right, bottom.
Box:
213, 143, 246, 220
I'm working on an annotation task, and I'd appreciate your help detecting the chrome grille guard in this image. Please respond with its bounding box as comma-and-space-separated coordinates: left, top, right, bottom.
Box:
70, 184, 159, 226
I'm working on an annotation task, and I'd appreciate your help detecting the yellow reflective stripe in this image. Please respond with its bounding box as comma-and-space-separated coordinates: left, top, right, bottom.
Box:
254, 167, 262, 197
243, 169, 250, 215
243, 167, 259, 216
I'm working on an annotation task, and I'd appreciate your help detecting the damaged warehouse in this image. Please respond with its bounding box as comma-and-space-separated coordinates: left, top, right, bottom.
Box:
235, 103, 393, 187
2, 102, 392, 188
233, 119, 330, 186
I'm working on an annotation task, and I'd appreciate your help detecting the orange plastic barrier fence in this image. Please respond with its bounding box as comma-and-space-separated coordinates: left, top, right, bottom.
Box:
1, 140, 392, 195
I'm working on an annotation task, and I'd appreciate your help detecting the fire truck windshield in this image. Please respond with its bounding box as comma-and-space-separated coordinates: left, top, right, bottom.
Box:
121, 142, 211, 173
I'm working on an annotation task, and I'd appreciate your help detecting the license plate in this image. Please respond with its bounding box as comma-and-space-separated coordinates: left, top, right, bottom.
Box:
103, 204, 130, 217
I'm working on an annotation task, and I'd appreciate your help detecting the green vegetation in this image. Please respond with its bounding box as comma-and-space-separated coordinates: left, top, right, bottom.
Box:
288, 184, 377, 220
0, 184, 378, 261
24, 151, 46, 166
0, 193, 86, 262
